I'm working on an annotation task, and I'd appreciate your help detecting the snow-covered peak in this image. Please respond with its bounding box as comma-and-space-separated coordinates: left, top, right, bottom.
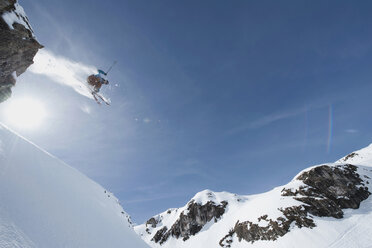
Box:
136, 145, 372, 248
288, 143, 372, 182
337, 143, 372, 166
191, 189, 244, 205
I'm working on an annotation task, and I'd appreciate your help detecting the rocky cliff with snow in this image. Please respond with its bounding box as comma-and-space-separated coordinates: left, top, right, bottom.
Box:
0, 0, 42, 102
135, 146, 372, 248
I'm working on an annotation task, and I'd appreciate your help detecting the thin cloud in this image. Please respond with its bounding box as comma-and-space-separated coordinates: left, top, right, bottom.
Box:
249, 108, 306, 129
227, 107, 308, 135
227, 104, 327, 136
28, 49, 97, 98
345, 129, 359, 134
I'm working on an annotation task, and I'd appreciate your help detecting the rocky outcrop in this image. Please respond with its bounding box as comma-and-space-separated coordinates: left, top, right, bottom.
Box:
151, 226, 168, 243
220, 205, 316, 247
146, 217, 160, 228
293, 164, 370, 217
0, 0, 42, 102
219, 164, 371, 247
342, 152, 358, 162
153, 200, 228, 244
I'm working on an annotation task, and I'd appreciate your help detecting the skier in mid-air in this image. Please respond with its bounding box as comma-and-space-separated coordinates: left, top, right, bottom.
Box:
88, 70, 109, 93
87, 70, 110, 105
87, 61, 116, 105
86, 61, 117, 105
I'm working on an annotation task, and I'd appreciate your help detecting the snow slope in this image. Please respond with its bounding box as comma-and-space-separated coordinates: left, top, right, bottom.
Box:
135, 146, 372, 248
337, 143, 372, 166
0, 124, 148, 248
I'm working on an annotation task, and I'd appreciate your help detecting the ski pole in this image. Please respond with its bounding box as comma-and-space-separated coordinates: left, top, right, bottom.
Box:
106, 61, 117, 75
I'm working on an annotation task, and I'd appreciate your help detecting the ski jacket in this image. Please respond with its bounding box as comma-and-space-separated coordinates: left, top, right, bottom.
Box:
87, 74, 109, 90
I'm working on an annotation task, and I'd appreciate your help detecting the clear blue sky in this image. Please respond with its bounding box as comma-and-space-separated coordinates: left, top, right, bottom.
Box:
7, 0, 372, 223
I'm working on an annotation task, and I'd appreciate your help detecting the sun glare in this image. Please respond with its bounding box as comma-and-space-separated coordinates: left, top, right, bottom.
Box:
5, 98, 47, 129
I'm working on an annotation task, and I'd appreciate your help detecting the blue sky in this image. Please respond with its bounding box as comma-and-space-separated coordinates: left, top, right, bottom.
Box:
3, 0, 372, 223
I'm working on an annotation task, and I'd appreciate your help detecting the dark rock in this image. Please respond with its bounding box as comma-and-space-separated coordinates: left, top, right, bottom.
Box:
280, 206, 315, 229
281, 188, 297, 196
153, 200, 228, 244
225, 205, 315, 245
0, 0, 43, 102
342, 152, 358, 162
295, 164, 371, 218
219, 229, 234, 248
169, 200, 228, 241
220, 164, 371, 247
0, 0, 16, 13
295, 197, 343, 219
151, 226, 168, 243
146, 217, 159, 228
257, 214, 268, 222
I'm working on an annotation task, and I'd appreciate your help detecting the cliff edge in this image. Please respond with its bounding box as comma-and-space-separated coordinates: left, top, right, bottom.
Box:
0, 0, 42, 102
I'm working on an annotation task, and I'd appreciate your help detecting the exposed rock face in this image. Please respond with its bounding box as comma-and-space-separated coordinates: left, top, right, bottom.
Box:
151, 226, 168, 243
294, 164, 370, 217
342, 152, 358, 162
153, 200, 228, 244
220, 164, 371, 247
220, 205, 316, 247
0, 0, 42, 102
146, 217, 159, 228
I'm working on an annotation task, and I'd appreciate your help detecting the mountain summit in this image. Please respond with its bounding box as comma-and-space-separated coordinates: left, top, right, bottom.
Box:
135, 146, 372, 248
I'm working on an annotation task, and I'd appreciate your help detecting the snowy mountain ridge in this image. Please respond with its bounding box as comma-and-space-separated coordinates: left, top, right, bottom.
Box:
135, 145, 372, 248
337, 143, 372, 166
0, 124, 148, 248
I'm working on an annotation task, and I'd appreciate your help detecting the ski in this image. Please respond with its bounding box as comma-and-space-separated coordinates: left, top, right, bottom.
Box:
92, 92, 110, 105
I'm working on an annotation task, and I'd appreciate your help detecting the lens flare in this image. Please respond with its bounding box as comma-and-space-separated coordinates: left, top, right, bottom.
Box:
4, 98, 46, 129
